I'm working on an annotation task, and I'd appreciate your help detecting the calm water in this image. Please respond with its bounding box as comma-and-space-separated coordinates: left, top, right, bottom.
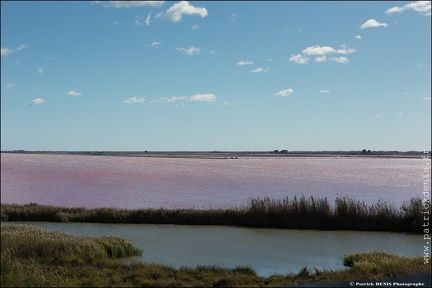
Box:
0, 153, 427, 209
2, 221, 423, 277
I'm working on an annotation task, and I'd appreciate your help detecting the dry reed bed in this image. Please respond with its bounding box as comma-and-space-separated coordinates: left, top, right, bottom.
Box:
1, 196, 429, 233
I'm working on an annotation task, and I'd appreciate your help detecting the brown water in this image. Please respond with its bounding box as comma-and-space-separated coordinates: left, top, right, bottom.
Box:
0, 153, 426, 209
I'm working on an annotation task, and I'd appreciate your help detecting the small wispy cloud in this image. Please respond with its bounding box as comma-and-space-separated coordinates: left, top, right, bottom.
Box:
330, 56, 349, 64
319, 89, 330, 94
66, 90, 82, 96
29, 98, 45, 106
386, 1, 431, 16
164, 1, 208, 22
158, 93, 216, 103
16, 44, 28, 51
191, 25, 199, 30
123, 96, 145, 104
145, 13, 151, 25
37, 67, 44, 74
360, 19, 388, 29
189, 93, 216, 102
159, 96, 186, 103
223, 101, 232, 106
176, 46, 201, 56
291, 44, 354, 65
151, 41, 162, 48
289, 54, 309, 64
355, 35, 362, 40
250, 67, 270, 73
1, 44, 28, 57
1, 47, 13, 56
274, 88, 294, 97
209, 50, 218, 55
135, 14, 146, 25
424, 97, 431, 101
6, 83, 16, 89
302, 45, 355, 56
231, 13, 238, 21
375, 113, 384, 118
396, 112, 404, 117
236, 60, 253, 66
314, 56, 327, 62
98, 1, 165, 8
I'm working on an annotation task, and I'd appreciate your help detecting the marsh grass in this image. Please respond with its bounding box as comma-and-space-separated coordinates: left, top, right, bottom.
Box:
1, 196, 429, 233
1, 224, 142, 262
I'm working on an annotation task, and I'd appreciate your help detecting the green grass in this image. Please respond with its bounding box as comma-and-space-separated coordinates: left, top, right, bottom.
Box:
1, 224, 430, 287
1, 195, 429, 233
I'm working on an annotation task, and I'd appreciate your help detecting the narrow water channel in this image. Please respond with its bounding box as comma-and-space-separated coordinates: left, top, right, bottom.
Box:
3, 222, 423, 277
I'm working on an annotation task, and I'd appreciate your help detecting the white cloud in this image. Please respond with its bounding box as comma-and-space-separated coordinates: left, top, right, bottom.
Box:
250, 67, 270, 73
223, 101, 232, 106
396, 112, 404, 117
37, 67, 44, 74
314, 56, 327, 62
360, 19, 388, 29
145, 13, 151, 25
113, 21, 122, 25
289, 54, 309, 64
424, 97, 431, 101
386, 1, 431, 16
188, 93, 216, 102
176, 46, 201, 55
231, 13, 238, 21
191, 25, 199, 30
6, 83, 16, 89
330, 56, 349, 64
160, 96, 186, 103
355, 35, 362, 40
102, 1, 165, 8
275, 88, 294, 97
164, 1, 208, 22
319, 89, 330, 93
159, 94, 216, 103
66, 90, 82, 96
2, 44, 28, 56
375, 113, 384, 118
135, 14, 146, 25
236, 60, 253, 66
209, 50, 218, 55
1, 47, 13, 56
16, 44, 28, 51
123, 96, 145, 104
303, 45, 336, 56
302, 45, 355, 56
29, 98, 45, 106
151, 41, 162, 47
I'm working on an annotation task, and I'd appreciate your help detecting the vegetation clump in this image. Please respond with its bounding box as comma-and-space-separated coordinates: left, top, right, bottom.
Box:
1, 196, 429, 233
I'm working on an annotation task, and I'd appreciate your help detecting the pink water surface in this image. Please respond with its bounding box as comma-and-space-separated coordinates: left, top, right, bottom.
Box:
0, 153, 427, 209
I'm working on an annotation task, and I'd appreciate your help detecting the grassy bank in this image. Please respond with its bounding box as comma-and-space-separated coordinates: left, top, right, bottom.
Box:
1, 196, 429, 233
1, 224, 430, 287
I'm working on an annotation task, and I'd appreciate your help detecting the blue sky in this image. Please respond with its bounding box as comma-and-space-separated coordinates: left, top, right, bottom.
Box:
1, 1, 431, 151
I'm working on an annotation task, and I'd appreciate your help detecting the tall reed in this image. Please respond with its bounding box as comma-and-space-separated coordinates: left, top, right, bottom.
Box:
1, 196, 429, 233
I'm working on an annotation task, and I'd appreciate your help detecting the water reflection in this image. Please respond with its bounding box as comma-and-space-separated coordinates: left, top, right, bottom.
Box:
4, 222, 422, 277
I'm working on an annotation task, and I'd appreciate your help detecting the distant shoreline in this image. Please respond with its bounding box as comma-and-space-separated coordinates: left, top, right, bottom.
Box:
0, 150, 426, 159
